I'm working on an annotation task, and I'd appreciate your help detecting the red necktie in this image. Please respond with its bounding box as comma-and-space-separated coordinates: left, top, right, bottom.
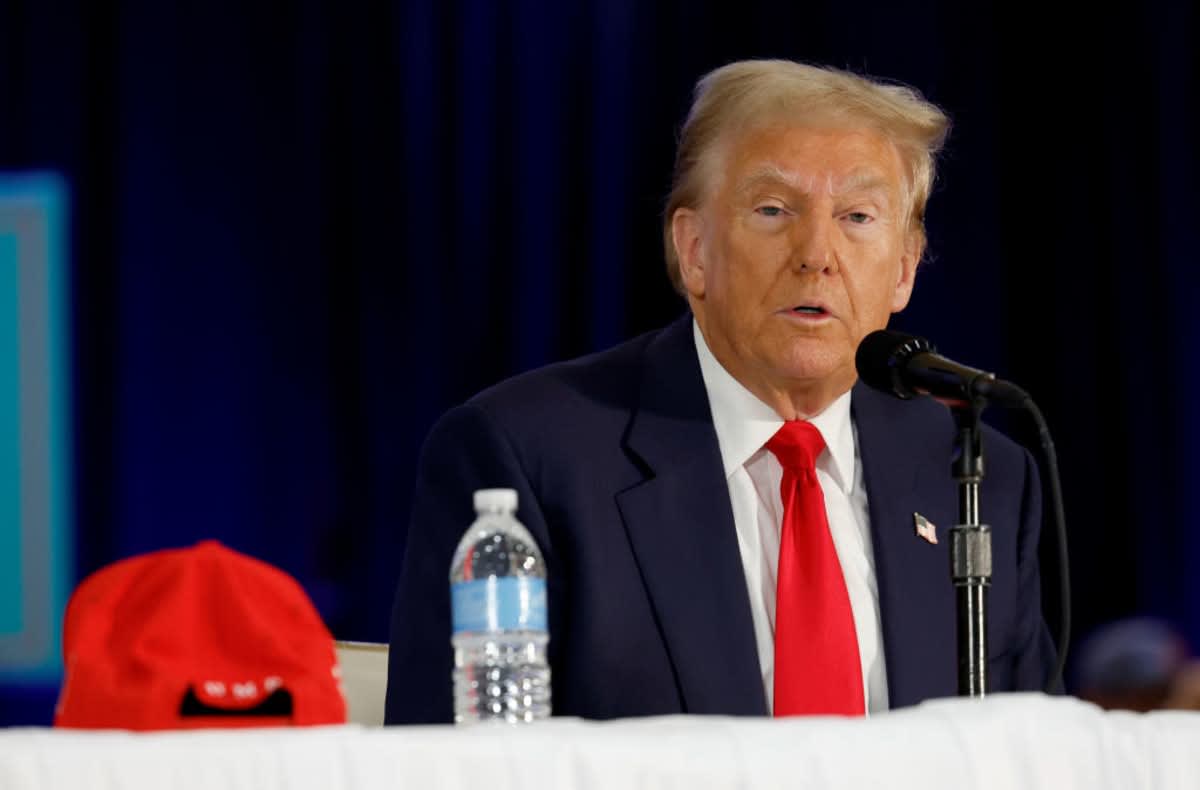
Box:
766, 420, 865, 716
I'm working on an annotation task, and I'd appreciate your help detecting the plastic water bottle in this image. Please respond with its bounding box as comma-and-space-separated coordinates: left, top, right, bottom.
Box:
450, 488, 551, 723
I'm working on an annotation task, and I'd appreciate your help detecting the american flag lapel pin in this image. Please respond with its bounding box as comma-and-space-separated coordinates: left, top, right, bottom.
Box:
913, 512, 939, 545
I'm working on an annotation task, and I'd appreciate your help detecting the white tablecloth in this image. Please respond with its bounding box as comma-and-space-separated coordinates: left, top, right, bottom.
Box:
2, 694, 1198, 789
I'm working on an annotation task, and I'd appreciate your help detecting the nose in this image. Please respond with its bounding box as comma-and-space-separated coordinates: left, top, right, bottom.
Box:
789, 211, 838, 274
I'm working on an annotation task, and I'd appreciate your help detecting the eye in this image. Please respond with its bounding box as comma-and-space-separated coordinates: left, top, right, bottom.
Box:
755, 204, 787, 218
845, 211, 873, 225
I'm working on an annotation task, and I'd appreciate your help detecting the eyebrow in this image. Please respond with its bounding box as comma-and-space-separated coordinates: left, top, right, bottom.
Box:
835, 171, 894, 196
733, 164, 806, 194
734, 164, 897, 201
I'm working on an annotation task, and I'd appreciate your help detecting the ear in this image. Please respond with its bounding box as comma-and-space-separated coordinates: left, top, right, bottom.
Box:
889, 230, 923, 313
671, 207, 707, 299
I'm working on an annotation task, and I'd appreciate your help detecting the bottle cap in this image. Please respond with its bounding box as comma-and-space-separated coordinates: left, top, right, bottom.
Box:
473, 488, 518, 514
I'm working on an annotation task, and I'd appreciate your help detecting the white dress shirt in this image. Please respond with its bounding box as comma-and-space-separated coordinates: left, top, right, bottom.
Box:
693, 321, 890, 714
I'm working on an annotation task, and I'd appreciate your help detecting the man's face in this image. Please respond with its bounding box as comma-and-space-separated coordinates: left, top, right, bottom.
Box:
674, 124, 919, 411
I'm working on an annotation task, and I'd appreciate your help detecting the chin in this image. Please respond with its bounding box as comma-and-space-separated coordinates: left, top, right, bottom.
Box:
775, 338, 850, 381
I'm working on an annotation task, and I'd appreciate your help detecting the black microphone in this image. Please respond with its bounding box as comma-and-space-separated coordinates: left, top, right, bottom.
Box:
857, 328, 1071, 695
856, 329, 1029, 408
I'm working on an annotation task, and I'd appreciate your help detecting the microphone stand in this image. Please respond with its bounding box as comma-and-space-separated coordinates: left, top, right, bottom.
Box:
950, 396, 991, 697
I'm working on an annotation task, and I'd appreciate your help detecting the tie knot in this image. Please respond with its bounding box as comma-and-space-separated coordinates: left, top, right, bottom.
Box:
766, 420, 826, 472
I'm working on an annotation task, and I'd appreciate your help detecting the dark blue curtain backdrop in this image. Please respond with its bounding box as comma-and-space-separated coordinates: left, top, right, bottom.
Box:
1, 1, 1197, 721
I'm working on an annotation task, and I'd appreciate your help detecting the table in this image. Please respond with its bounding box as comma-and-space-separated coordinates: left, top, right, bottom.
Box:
2, 694, 1198, 789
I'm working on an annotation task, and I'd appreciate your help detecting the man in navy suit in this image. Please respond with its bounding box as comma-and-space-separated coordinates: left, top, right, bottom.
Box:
385, 60, 1053, 724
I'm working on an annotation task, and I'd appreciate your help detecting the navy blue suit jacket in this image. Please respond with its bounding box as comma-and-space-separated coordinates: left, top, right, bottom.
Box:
385, 316, 1053, 723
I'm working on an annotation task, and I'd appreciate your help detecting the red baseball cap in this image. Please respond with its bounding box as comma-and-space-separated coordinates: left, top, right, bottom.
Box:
55, 540, 347, 730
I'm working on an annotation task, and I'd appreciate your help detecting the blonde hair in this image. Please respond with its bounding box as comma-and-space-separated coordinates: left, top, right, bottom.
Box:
663, 60, 950, 294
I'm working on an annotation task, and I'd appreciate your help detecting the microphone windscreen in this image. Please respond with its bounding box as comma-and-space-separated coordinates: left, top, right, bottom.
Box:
855, 329, 935, 398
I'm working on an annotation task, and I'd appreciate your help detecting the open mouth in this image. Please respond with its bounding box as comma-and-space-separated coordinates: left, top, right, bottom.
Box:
791, 305, 827, 316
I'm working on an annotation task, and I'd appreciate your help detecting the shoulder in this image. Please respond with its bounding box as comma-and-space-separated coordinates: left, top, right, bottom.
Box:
456, 316, 694, 439
468, 328, 656, 419
851, 383, 1033, 479
422, 319, 689, 464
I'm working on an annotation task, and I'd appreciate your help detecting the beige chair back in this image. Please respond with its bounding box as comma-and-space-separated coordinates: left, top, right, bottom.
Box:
334, 641, 389, 726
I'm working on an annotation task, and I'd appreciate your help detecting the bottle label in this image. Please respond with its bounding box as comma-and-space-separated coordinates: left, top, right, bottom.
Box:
451, 577, 547, 633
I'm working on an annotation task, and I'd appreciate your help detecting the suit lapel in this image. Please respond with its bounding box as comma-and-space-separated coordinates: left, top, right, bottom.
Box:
852, 384, 959, 706
615, 317, 766, 715
612, 328, 961, 713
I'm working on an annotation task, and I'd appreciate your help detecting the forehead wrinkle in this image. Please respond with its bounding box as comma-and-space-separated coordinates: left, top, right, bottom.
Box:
732, 162, 898, 202
832, 171, 897, 200
734, 162, 810, 195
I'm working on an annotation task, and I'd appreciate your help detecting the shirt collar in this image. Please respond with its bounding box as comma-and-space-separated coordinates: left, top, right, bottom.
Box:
693, 319, 856, 495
